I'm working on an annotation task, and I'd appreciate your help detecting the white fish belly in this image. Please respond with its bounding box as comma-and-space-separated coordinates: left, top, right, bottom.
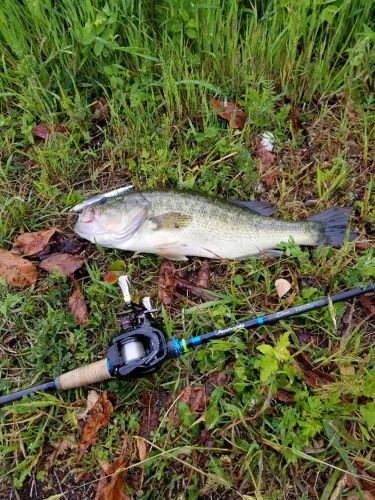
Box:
118, 225, 290, 259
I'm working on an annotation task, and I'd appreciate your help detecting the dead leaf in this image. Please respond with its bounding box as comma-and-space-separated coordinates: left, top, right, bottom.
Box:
296, 331, 313, 345
290, 104, 300, 138
195, 260, 210, 289
157, 261, 177, 307
169, 385, 207, 426
199, 427, 215, 448
284, 290, 297, 308
295, 352, 334, 388
68, 283, 89, 326
210, 98, 246, 129
356, 241, 371, 250
275, 278, 291, 298
95, 471, 109, 500
136, 437, 147, 462
207, 371, 229, 387
345, 466, 375, 496
140, 391, 159, 439
32, 124, 66, 140
48, 435, 75, 470
77, 392, 114, 463
91, 97, 110, 123
58, 238, 82, 254
359, 295, 375, 315
39, 253, 84, 276
255, 136, 276, 188
103, 459, 130, 500
95, 456, 130, 500
77, 390, 100, 419
11, 228, 59, 256
0, 250, 38, 287
274, 390, 294, 403
103, 271, 120, 284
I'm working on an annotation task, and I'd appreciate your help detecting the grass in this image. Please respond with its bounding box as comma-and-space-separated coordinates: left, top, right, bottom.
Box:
0, 0, 374, 498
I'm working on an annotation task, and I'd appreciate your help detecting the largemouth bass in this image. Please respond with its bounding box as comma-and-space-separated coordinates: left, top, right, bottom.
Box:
73, 190, 356, 260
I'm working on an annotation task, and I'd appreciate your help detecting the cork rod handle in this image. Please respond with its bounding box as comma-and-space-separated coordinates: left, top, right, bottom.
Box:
55, 359, 112, 390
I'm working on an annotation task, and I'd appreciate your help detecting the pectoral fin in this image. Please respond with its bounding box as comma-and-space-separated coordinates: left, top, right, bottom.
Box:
151, 212, 193, 230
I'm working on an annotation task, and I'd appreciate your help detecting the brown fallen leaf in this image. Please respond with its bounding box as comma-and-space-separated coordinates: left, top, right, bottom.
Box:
103, 458, 130, 500
11, 228, 59, 256
199, 427, 215, 448
359, 295, 375, 315
95, 456, 130, 500
39, 253, 85, 276
0, 250, 38, 287
169, 385, 207, 426
136, 437, 147, 463
91, 97, 110, 123
68, 283, 89, 326
195, 260, 210, 289
345, 466, 375, 495
274, 390, 295, 404
255, 136, 276, 188
295, 352, 334, 388
210, 98, 246, 129
140, 391, 159, 439
58, 238, 82, 255
157, 261, 177, 307
77, 392, 114, 463
34, 236, 82, 260
356, 241, 371, 251
77, 390, 100, 419
32, 124, 66, 140
275, 278, 291, 298
48, 435, 75, 470
103, 271, 120, 284
290, 104, 300, 138
284, 290, 297, 308
95, 471, 109, 500
207, 371, 229, 387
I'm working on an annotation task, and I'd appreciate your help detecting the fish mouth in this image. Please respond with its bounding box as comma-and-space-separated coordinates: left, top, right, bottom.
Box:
73, 221, 95, 241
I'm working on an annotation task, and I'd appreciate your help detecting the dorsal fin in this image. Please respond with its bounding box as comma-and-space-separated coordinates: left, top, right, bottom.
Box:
230, 200, 276, 216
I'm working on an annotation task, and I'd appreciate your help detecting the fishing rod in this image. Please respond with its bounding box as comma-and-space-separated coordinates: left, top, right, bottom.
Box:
0, 279, 374, 407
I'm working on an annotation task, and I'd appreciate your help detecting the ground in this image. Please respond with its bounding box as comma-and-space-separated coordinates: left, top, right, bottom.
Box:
0, 1, 374, 499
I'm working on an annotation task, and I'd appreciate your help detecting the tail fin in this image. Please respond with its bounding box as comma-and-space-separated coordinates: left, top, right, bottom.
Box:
307, 207, 357, 246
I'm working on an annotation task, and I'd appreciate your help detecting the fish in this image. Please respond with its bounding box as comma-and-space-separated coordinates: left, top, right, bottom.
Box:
72, 189, 357, 260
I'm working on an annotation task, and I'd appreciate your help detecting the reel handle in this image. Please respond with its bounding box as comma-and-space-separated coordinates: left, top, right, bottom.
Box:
55, 359, 112, 390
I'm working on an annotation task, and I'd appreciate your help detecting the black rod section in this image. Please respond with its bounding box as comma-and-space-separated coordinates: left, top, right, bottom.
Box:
0, 381, 56, 406
180, 284, 375, 351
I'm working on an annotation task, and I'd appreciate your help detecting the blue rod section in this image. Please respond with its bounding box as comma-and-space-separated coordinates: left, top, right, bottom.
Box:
167, 284, 374, 357
0, 381, 56, 406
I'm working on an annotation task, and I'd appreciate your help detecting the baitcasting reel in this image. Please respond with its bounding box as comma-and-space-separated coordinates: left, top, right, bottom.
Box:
107, 276, 169, 379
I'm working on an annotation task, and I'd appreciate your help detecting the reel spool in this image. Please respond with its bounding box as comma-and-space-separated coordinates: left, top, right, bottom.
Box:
107, 318, 169, 379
